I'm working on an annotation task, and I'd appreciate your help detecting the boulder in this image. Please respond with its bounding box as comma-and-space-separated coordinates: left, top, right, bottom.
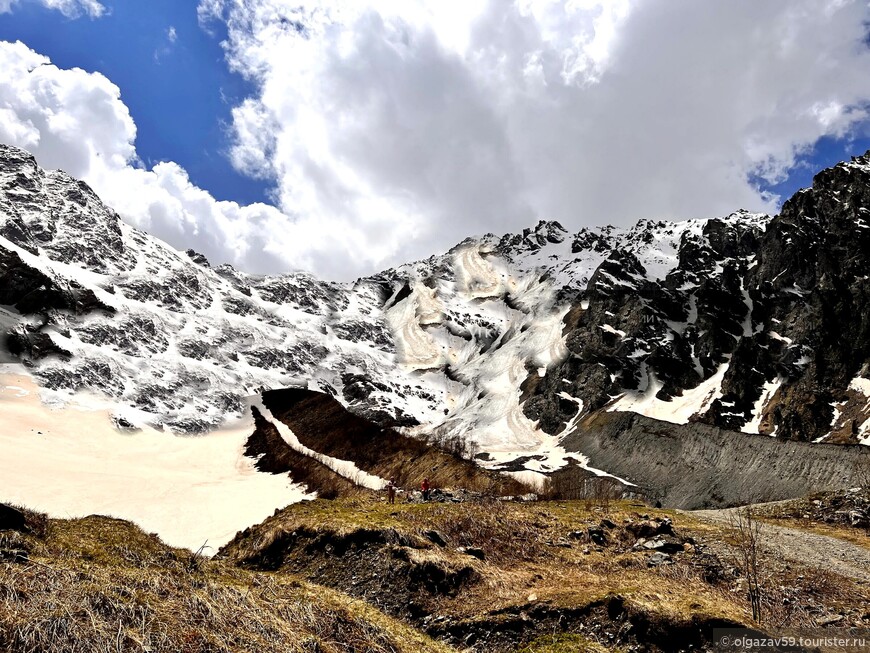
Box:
647, 552, 672, 567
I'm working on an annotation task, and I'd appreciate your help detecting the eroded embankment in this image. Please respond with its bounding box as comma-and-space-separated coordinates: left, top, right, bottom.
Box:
255, 388, 526, 496
561, 411, 866, 508
218, 498, 760, 653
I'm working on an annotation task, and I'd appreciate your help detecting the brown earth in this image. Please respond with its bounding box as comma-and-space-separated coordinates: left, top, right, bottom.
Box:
258, 388, 527, 496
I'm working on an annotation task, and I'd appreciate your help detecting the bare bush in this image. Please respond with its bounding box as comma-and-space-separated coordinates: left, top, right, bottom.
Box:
425, 431, 480, 461
730, 508, 763, 623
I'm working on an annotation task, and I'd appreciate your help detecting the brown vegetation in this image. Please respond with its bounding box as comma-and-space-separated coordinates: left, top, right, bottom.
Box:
0, 507, 452, 653
219, 497, 762, 651
260, 388, 526, 496
5, 496, 868, 653
730, 508, 763, 622
245, 406, 368, 499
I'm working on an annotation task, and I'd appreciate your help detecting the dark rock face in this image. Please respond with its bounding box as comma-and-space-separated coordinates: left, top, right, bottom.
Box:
523, 154, 870, 442
0, 246, 112, 318
254, 275, 350, 315
331, 319, 394, 351
733, 158, 870, 441
185, 249, 211, 268
0, 148, 136, 273
524, 212, 767, 435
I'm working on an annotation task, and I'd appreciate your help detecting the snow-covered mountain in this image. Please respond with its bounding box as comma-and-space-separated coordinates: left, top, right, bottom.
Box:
2, 141, 870, 490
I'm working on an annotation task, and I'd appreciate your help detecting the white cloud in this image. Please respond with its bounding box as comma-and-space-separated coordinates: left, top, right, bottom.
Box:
0, 0, 106, 18
0, 41, 135, 176
0, 39, 419, 278
4, 1, 870, 281
155, 25, 179, 62
0, 42, 273, 273
197, 0, 870, 276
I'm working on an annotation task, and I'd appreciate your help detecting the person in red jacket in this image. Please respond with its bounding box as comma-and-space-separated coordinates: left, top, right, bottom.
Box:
421, 477, 431, 501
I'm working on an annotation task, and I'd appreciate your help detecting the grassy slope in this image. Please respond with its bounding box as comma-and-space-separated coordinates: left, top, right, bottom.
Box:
5, 496, 868, 653
220, 497, 753, 645
0, 508, 454, 653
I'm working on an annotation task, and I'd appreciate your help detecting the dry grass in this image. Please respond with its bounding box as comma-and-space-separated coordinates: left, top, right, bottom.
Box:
517, 633, 617, 652
390, 498, 868, 632
403, 500, 543, 563
0, 511, 454, 653
219, 496, 753, 629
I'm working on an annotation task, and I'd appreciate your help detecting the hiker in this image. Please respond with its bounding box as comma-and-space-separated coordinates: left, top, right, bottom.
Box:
421, 477, 431, 501
386, 478, 397, 504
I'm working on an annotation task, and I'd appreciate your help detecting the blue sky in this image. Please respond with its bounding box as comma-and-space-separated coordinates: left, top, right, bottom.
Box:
0, 0, 271, 205
752, 132, 870, 204
2, 0, 870, 278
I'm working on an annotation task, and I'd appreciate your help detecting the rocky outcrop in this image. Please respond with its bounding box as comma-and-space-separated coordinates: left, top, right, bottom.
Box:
0, 246, 112, 318
523, 154, 870, 443
524, 212, 767, 435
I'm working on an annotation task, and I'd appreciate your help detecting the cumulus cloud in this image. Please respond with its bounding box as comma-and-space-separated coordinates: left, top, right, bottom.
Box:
199, 0, 870, 275
0, 41, 135, 176
0, 0, 106, 18
4, 1, 870, 280
0, 40, 310, 275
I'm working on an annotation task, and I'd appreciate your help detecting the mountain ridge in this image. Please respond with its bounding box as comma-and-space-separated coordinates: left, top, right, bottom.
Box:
2, 142, 870, 485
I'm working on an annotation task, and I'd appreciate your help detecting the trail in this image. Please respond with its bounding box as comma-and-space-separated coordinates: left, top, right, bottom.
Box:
689, 506, 870, 584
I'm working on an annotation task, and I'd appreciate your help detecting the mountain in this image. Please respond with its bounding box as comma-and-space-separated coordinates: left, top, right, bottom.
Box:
1, 143, 869, 505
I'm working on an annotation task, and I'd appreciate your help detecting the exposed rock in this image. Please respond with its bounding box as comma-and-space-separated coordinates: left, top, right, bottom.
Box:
637, 536, 684, 554
586, 526, 607, 546
646, 551, 672, 567
0, 504, 26, 532
423, 530, 449, 547
457, 546, 485, 561
185, 249, 211, 268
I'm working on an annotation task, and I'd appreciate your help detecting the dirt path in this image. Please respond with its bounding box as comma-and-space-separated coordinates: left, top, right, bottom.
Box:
687, 507, 870, 585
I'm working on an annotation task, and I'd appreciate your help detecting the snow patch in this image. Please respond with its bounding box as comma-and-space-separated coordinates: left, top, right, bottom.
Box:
0, 368, 312, 551
250, 395, 388, 491
608, 362, 729, 424
741, 378, 783, 435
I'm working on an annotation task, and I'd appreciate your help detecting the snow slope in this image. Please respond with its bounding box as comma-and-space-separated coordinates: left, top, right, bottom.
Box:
0, 143, 786, 472
0, 365, 311, 550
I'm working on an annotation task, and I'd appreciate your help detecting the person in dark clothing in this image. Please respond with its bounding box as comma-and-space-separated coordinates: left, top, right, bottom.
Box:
421, 477, 431, 501
386, 478, 397, 504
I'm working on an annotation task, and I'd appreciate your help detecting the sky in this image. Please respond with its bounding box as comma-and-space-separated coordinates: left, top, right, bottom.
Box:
1, 0, 870, 280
